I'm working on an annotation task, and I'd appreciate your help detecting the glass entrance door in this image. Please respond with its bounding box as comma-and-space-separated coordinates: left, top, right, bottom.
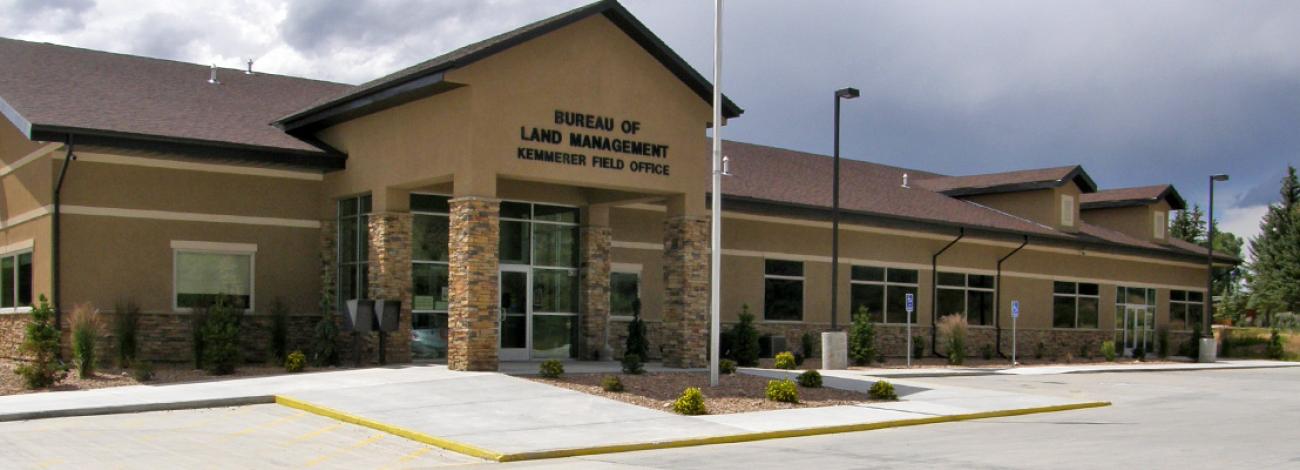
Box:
499, 268, 529, 361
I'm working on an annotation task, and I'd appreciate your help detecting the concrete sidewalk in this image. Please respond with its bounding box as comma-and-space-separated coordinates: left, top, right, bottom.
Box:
850, 359, 1298, 378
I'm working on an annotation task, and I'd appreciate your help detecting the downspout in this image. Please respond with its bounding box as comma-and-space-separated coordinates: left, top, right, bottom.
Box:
930, 228, 964, 357
53, 135, 75, 329
995, 236, 1029, 358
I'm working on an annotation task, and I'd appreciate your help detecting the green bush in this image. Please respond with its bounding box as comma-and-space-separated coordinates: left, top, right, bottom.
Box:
1220, 332, 1233, 357
130, 360, 154, 382
539, 359, 564, 378
869, 380, 899, 401
938, 314, 967, 366
719, 358, 737, 375
1101, 340, 1117, 362
980, 343, 994, 361
70, 304, 101, 379
673, 387, 707, 415
765, 379, 798, 403
15, 295, 67, 389
1156, 327, 1170, 358
1034, 340, 1045, 360
311, 272, 340, 367
1133, 344, 1146, 361
1080, 340, 1094, 360
774, 351, 797, 370
849, 305, 877, 366
1267, 328, 1285, 360
621, 353, 645, 375
731, 305, 761, 367
285, 350, 307, 373
912, 335, 925, 359
113, 300, 140, 368
269, 298, 290, 363
189, 307, 209, 369
797, 370, 823, 388
625, 299, 649, 361
601, 375, 624, 392
202, 299, 242, 375
801, 331, 815, 360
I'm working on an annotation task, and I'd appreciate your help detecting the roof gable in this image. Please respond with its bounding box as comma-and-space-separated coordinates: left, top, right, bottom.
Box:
275, 0, 742, 136
914, 165, 1098, 197
1080, 184, 1187, 210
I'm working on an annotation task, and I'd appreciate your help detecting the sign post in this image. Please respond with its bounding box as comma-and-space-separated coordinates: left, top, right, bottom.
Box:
905, 293, 915, 368
1011, 300, 1020, 366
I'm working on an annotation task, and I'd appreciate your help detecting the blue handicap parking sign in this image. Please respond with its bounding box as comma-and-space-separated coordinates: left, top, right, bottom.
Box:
905, 293, 914, 313
1011, 300, 1020, 318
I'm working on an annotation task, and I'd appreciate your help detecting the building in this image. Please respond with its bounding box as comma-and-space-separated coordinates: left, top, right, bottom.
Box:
0, 0, 1233, 369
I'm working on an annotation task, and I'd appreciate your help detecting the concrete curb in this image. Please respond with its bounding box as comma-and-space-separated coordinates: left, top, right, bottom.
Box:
0, 395, 276, 422
274, 394, 1109, 462
858, 362, 1300, 378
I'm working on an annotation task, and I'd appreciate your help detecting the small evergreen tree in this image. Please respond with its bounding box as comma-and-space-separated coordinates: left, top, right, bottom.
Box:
269, 298, 290, 363
624, 299, 649, 360
202, 298, 242, 375
731, 304, 761, 367
15, 295, 66, 389
311, 270, 340, 367
848, 305, 877, 366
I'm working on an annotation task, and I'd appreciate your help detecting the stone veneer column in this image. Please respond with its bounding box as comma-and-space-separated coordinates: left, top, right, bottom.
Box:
579, 225, 612, 360
368, 213, 413, 363
661, 216, 710, 368
447, 197, 500, 371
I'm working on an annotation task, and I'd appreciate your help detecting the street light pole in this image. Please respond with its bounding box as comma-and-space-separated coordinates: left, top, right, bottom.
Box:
1205, 174, 1228, 342
830, 87, 859, 331
708, 0, 723, 387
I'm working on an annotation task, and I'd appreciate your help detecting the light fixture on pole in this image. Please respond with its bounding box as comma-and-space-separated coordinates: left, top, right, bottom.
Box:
830, 86, 859, 331
708, 0, 724, 387
1204, 173, 1228, 359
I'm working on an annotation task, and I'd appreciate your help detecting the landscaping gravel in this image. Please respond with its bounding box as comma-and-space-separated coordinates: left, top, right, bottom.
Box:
531, 371, 873, 414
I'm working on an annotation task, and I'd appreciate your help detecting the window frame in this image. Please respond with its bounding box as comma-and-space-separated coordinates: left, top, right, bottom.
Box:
1061, 194, 1076, 227
1051, 281, 1101, 330
410, 192, 452, 333
850, 265, 919, 324
337, 194, 372, 311
1169, 289, 1205, 332
936, 271, 996, 327
171, 240, 256, 313
0, 240, 34, 314
1154, 211, 1167, 239
762, 259, 805, 322
609, 263, 642, 320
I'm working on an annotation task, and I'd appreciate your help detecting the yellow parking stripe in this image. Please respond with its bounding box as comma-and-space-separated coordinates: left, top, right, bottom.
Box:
304, 432, 385, 467
222, 410, 307, 441
383, 446, 434, 469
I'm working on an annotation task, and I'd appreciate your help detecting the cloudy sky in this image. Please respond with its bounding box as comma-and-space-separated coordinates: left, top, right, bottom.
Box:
3, 0, 1296, 244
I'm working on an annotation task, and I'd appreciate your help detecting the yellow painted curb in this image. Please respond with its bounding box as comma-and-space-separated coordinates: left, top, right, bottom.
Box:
275, 395, 1108, 463
273, 395, 504, 462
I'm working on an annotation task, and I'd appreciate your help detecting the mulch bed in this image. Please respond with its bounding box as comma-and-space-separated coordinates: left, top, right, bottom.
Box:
0, 359, 320, 396
530, 371, 875, 414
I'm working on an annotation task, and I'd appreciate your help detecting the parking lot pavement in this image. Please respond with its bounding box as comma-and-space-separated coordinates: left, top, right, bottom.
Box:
0, 404, 484, 469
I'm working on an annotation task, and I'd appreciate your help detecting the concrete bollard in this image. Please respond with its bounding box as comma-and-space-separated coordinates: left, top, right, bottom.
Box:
1198, 337, 1217, 363
821, 332, 848, 370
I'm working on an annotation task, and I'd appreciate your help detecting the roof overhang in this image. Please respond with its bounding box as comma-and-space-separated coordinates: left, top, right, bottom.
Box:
935, 166, 1099, 198
1080, 185, 1187, 211
27, 124, 346, 171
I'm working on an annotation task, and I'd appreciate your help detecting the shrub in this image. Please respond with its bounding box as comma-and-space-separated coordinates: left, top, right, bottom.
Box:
621, 353, 645, 375
938, 315, 967, 365
1101, 340, 1117, 362
601, 375, 624, 392
797, 370, 823, 388
1188, 331, 1202, 358
1133, 344, 1146, 361
765, 379, 798, 403
869, 380, 899, 401
130, 360, 155, 382
269, 298, 290, 363
70, 304, 102, 379
15, 295, 66, 389
625, 299, 649, 361
539, 359, 564, 378
1220, 332, 1233, 357
774, 351, 797, 370
1267, 328, 1285, 360
1080, 340, 1094, 360
793, 352, 805, 367
801, 331, 815, 360
673, 387, 707, 415
285, 350, 307, 373
202, 299, 242, 375
311, 272, 340, 367
980, 343, 994, 361
849, 305, 877, 366
1034, 341, 1045, 360
731, 305, 761, 367
189, 307, 209, 369
1156, 327, 1170, 358
719, 358, 737, 375
912, 335, 925, 359
112, 300, 141, 368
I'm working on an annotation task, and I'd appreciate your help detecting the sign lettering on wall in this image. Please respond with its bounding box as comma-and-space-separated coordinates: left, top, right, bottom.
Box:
517, 110, 672, 176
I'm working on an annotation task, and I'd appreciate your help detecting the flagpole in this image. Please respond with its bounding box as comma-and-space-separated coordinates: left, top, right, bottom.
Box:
709, 0, 723, 387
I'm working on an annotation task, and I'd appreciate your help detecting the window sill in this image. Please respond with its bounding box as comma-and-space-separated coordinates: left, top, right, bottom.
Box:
1051, 327, 1105, 331
0, 307, 32, 315
761, 319, 805, 324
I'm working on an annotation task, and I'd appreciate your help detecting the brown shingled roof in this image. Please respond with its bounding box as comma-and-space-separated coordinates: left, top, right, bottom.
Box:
1080, 184, 1187, 210
0, 37, 351, 163
914, 165, 1097, 196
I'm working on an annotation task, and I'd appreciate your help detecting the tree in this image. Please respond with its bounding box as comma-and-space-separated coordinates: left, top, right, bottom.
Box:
730, 304, 760, 367
1171, 204, 1206, 244
1248, 166, 1300, 315
624, 299, 649, 360
848, 305, 877, 366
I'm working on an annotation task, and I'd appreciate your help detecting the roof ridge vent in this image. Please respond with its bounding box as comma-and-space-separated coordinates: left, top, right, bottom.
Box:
245, 59, 254, 75
901, 173, 910, 188
208, 64, 220, 85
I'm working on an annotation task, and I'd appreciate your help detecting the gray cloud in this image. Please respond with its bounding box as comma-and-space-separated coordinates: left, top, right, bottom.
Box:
2, 0, 93, 32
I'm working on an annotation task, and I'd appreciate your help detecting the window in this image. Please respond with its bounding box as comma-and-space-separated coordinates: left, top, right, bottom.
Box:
172, 241, 254, 310
1169, 290, 1204, 332
610, 266, 640, 318
337, 194, 371, 309
937, 272, 995, 326
1154, 211, 1167, 239
411, 194, 451, 360
498, 200, 582, 359
1052, 281, 1100, 329
1061, 194, 1075, 226
764, 260, 803, 321
0, 248, 32, 311
850, 266, 919, 324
